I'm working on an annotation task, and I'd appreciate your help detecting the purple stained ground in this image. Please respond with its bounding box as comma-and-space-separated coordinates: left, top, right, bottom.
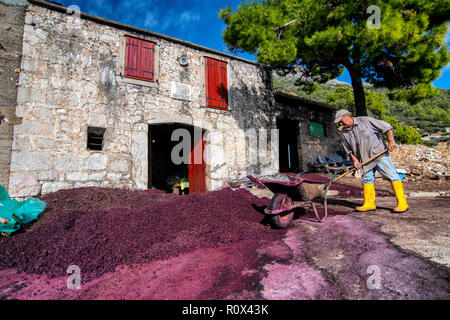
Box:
259, 214, 450, 300
0, 185, 447, 300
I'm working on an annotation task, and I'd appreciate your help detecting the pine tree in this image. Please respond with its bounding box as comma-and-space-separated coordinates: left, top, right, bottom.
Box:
220, 0, 449, 116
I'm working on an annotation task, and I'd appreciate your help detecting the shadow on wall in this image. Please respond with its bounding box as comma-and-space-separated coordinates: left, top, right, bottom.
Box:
224, 79, 275, 176
222, 77, 339, 175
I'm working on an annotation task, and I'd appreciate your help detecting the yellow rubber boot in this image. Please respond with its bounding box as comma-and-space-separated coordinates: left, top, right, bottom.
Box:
392, 181, 409, 213
356, 183, 376, 212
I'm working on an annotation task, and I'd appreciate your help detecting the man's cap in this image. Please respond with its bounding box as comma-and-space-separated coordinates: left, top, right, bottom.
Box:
334, 109, 351, 123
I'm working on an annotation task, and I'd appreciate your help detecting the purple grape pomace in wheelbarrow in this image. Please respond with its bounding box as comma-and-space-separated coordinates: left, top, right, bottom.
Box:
247, 173, 332, 229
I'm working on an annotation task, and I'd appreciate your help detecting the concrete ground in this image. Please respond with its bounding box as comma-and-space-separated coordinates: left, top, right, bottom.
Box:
347, 197, 450, 268
248, 181, 450, 300
250, 189, 450, 299
322, 175, 450, 267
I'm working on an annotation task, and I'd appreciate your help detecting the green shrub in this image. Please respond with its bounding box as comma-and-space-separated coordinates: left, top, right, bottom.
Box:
423, 140, 438, 147
384, 117, 423, 145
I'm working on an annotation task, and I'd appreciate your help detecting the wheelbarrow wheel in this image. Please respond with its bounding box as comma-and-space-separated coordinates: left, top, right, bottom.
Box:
268, 193, 294, 229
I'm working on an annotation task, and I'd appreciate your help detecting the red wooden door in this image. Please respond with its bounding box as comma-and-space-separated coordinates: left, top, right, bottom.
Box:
189, 133, 206, 193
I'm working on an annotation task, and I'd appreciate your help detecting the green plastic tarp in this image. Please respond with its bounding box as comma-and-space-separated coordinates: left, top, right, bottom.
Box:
0, 185, 46, 234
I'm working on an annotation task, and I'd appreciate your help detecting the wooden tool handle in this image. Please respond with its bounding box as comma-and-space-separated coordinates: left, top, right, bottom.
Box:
333, 149, 388, 183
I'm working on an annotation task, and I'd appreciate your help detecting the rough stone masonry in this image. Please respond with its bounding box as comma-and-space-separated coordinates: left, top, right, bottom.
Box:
0, 0, 27, 191
7, 1, 277, 197
5, 0, 337, 198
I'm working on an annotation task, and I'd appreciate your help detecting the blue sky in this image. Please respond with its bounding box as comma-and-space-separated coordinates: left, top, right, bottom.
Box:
57, 0, 449, 89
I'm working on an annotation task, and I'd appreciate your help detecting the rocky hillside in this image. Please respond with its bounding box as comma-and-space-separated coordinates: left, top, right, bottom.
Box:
273, 72, 450, 141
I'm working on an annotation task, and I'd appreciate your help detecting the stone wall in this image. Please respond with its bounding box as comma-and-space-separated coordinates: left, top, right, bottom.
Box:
0, 0, 27, 191
274, 93, 338, 171
298, 111, 338, 171
0, 122, 13, 189
8, 2, 277, 197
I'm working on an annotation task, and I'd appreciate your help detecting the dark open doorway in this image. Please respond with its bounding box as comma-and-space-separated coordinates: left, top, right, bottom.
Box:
277, 118, 300, 173
148, 123, 206, 194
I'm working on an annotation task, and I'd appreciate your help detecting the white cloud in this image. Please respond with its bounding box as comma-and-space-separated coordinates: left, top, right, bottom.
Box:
94, 0, 105, 8
160, 10, 177, 31
144, 12, 159, 29
120, 0, 152, 12
156, 9, 201, 32
180, 11, 200, 23
74, 0, 203, 36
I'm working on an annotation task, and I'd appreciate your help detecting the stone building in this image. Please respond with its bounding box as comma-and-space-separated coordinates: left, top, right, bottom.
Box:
0, 0, 337, 198
274, 92, 338, 173
0, 0, 27, 192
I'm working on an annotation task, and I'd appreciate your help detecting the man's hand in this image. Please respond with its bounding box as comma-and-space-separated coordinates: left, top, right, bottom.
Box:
386, 130, 397, 152
353, 158, 362, 170
387, 141, 397, 152
349, 153, 362, 170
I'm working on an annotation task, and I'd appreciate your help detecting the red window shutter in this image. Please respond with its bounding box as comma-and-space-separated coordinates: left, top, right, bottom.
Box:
124, 36, 140, 78
205, 57, 219, 108
217, 60, 228, 110
124, 36, 155, 82
205, 57, 228, 110
139, 41, 155, 81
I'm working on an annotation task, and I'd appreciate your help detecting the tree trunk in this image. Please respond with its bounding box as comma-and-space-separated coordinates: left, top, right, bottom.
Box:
351, 75, 367, 117
345, 62, 367, 117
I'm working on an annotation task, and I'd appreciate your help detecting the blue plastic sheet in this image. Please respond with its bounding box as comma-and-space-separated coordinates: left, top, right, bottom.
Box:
0, 185, 46, 234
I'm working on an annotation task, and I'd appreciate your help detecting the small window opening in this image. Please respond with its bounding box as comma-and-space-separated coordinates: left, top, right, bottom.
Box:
87, 126, 105, 150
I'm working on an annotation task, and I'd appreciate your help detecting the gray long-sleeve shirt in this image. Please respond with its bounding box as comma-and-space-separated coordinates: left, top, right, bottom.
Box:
341, 116, 393, 174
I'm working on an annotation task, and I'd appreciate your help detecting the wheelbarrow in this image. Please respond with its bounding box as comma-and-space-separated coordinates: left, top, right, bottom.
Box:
248, 149, 389, 229
247, 174, 333, 228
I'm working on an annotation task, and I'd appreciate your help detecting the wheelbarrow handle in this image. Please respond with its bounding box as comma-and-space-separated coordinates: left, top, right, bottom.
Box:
333, 149, 388, 183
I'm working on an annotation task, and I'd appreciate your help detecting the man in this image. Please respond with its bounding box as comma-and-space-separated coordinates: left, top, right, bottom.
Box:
335, 109, 408, 213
